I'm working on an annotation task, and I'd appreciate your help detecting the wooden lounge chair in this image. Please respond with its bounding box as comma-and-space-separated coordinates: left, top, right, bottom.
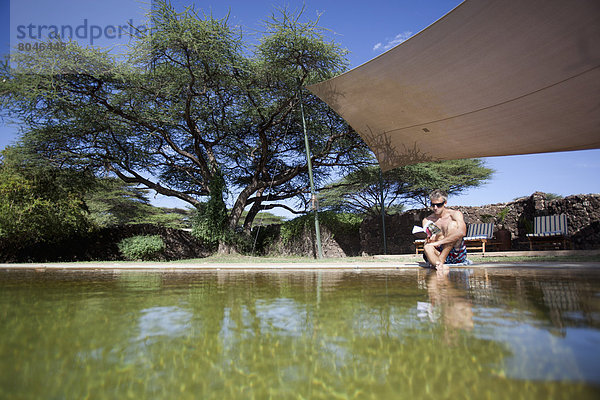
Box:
463, 223, 494, 255
414, 222, 494, 255
526, 214, 570, 250
414, 239, 426, 254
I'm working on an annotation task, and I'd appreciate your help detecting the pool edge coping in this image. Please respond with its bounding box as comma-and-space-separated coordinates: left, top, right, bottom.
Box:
2, 261, 600, 271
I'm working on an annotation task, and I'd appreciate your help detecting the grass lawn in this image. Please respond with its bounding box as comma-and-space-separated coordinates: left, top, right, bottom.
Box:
170, 253, 600, 264
4, 252, 598, 267
468, 254, 600, 263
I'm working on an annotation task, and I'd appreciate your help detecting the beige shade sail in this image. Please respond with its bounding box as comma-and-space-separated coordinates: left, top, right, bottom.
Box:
307, 0, 600, 171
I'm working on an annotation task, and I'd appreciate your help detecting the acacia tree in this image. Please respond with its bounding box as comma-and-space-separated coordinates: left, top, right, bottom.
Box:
399, 159, 494, 207
0, 1, 370, 248
0, 146, 94, 248
85, 177, 192, 229
318, 166, 405, 217
320, 159, 494, 217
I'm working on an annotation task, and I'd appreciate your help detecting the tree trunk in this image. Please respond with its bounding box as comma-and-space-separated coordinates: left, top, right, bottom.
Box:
218, 241, 238, 255
243, 188, 265, 233
229, 183, 259, 229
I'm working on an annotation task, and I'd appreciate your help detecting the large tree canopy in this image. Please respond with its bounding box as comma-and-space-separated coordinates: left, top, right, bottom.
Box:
85, 177, 192, 229
0, 146, 94, 246
320, 159, 494, 217
398, 159, 494, 207
0, 1, 370, 234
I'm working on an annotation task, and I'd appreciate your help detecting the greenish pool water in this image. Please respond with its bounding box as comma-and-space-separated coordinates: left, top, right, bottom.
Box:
1, 267, 599, 399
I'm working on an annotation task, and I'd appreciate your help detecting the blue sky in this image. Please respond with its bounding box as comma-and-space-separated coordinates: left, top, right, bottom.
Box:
1, 0, 599, 213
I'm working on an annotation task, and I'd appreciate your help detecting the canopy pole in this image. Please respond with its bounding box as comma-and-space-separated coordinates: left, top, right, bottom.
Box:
299, 87, 323, 259
379, 168, 387, 254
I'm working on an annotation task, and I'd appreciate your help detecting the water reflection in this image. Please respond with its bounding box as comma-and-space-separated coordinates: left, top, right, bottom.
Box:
137, 306, 193, 340
418, 269, 474, 341
256, 298, 308, 336
1, 267, 599, 399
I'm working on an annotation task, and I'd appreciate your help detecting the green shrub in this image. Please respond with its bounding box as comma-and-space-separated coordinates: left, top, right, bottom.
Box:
0, 147, 94, 249
118, 235, 166, 261
191, 172, 228, 246
280, 211, 362, 245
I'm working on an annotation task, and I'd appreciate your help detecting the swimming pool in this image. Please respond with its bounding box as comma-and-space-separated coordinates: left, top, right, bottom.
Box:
1, 266, 599, 399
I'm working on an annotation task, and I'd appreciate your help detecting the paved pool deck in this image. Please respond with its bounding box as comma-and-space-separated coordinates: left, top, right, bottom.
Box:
1, 250, 599, 271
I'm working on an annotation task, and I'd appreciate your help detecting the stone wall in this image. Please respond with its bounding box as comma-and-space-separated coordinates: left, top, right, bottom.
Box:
360, 192, 600, 255
0, 224, 211, 263
257, 223, 361, 258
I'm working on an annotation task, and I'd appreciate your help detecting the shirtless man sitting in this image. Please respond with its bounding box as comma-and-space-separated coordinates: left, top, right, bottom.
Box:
422, 189, 468, 269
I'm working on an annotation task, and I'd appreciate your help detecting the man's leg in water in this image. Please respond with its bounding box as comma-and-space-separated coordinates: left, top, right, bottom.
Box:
437, 245, 453, 268
424, 242, 452, 268
424, 220, 462, 268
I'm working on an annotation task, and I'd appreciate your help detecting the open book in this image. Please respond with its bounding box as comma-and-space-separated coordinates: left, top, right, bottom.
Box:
412, 222, 441, 239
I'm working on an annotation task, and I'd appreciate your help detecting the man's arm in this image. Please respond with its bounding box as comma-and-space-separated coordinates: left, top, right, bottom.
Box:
422, 217, 430, 228
429, 211, 466, 247
422, 216, 436, 243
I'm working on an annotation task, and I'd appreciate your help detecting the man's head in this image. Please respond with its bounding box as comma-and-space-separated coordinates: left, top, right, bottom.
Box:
429, 189, 448, 214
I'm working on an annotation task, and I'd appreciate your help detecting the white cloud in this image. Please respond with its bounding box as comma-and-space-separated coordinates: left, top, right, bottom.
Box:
373, 31, 413, 52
